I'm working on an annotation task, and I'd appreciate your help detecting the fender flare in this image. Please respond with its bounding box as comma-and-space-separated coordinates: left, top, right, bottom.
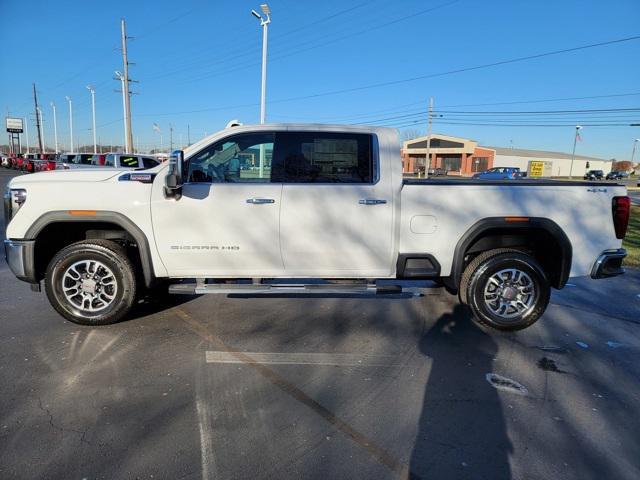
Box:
25, 210, 156, 287
450, 217, 572, 290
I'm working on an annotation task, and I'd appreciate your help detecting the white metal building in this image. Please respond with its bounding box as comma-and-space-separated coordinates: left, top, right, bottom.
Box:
486, 146, 613, 177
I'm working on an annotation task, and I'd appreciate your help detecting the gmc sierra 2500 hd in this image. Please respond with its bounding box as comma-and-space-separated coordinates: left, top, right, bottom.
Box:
3, 124, 631, 330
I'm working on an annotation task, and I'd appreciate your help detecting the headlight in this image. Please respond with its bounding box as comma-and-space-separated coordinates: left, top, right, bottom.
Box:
3, 188, 27, 228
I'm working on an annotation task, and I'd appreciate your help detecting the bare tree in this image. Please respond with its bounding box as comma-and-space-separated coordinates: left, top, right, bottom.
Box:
400, 128, 423, 141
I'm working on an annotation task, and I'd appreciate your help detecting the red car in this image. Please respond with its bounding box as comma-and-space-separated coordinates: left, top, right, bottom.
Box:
34, 153, 58, 172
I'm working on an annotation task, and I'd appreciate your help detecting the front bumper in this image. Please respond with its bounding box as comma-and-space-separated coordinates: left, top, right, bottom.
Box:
591, 248, 626, 279
3, 239, 37, 283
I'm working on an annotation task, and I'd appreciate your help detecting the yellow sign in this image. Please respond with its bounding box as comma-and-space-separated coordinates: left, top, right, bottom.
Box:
529, 161, 545, 178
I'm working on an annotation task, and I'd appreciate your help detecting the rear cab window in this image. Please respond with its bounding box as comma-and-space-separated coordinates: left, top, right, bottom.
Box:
120, 156, 139, 168
273, 131, 374, 183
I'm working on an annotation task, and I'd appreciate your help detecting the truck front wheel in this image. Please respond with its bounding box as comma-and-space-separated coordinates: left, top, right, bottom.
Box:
45, 240, 137, 326
461, 249, 550, 331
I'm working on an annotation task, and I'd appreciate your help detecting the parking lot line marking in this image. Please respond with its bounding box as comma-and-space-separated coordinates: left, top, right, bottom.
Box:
205, 351, 399, 367
174, 307, 410, 478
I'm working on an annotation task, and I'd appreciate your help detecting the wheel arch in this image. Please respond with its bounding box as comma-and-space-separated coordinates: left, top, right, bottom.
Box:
26, 211, 156, 287
450, 217, 572, 291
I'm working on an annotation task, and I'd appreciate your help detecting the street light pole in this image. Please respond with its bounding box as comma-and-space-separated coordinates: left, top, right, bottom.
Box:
252, 4, 271, 179
631, 138, 639, 165
87, 85, 97, 153
50, 102, 59, 153
569, 125, 582, 179
115, 71, 128, 152
65, 96, 74, 152
251, 4, 271, 124
24, 117, 30, 154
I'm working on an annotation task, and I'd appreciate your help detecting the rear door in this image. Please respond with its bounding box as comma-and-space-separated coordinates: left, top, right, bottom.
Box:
276, 131, 394, 277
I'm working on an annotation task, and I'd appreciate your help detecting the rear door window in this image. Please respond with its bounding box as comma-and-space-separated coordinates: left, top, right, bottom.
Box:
272, 132, 374, 183
120, 156, 139, 168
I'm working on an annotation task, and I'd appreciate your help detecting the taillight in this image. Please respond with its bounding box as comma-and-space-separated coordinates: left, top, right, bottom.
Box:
612, 196, 630, 239
46, 161, 56, 171
26, 162, 33, 172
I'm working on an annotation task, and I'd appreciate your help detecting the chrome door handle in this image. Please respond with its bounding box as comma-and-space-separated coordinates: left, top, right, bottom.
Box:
359, 199, 387, 205
246, 197, 275, 204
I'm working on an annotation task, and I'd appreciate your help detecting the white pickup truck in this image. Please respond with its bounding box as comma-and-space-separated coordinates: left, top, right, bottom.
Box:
3, 124, 631, 330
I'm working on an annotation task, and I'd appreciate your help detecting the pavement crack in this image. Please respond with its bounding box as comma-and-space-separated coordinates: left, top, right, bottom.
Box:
37, 397, 92, 446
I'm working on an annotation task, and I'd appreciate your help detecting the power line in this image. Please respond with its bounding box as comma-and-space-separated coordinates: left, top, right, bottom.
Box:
263, 34, 640, 105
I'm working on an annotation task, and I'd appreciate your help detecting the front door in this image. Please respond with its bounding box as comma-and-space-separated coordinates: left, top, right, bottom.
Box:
151, 132, 284, 277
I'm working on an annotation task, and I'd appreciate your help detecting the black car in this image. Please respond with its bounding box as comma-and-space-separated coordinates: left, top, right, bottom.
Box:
584, 170, 604, 180
606, 170, 629, 180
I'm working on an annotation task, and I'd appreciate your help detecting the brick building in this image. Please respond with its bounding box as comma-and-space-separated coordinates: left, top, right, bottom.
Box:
402, 134, 495, 176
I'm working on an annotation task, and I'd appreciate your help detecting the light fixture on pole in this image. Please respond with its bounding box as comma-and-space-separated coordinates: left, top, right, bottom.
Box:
86, 85, 97, 153
251, 3, 271, 179
631, 138, 639, 165
114, 71, 128, 152
569, 125, 582, 179
50, 102, 59, 153
65, 96, 74, 152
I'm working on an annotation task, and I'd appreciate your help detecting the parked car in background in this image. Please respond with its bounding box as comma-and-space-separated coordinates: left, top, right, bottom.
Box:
34, 154, 59, 172
22, 153, 41, 173
428, 167, 448, 176
584, 170, 604, 180
97, 153, 160, 169
1, 153, 10, 168
606, 170, 629, 180
12, 154, 25, 171
472, 167, 523, 180
55, 153, 94, 170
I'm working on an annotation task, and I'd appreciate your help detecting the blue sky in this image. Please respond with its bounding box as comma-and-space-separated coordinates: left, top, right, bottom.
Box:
1, 0, 639, 159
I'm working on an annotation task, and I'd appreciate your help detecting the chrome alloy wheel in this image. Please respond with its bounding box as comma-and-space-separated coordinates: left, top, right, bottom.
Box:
61, 260, 118, 313
483, 268, 536, 319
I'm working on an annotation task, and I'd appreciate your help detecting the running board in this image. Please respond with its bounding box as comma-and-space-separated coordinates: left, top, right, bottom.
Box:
168, 282, 423, 297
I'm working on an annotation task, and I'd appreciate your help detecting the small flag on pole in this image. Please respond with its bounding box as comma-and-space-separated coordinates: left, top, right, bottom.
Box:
153, 123, 161, 133
576, 131, 582, 142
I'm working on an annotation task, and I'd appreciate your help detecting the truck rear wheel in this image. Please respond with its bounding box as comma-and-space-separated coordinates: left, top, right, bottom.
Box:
461, 249, 550, 331
45, 240, 136, 326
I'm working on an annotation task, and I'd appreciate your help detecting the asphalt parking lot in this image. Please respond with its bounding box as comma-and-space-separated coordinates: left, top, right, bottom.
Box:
1, 169, 640, 480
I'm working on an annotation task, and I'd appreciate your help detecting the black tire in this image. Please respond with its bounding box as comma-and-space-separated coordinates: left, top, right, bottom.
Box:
458, 248, 519, 305
461, 249, 550, 331
45, 240, 136, 326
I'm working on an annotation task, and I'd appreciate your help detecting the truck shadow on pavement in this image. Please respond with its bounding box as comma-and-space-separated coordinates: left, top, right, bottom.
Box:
409, 304, 512, 479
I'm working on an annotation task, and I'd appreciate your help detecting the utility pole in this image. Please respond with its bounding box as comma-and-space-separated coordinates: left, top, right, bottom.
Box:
50, 102, 59, 153
121, 18, 134, 153
169, 124, 173, 151
187, 124, 191, 145
424, 97, 433, 178
37, 107, 45, 152
33, 83, 44, 153
631, 138, 639, 165
87, 85, 97, 153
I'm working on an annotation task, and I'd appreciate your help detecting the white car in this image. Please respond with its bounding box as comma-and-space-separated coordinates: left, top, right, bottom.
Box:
3, 124, 630, 329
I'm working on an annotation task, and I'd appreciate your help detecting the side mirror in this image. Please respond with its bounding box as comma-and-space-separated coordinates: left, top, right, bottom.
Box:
165, 150, 185, 199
